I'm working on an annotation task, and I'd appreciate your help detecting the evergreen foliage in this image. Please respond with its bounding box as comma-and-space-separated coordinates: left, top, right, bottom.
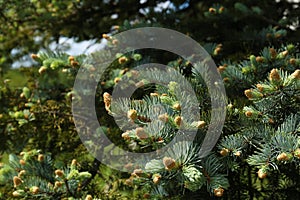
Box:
0, 0, 299, 199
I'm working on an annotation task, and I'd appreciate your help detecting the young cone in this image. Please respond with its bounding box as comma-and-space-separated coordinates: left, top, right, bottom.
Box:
214, 187, 224, 197
163, 157, 176, 170
13, 176, 23, 187
269, 69, 281, 82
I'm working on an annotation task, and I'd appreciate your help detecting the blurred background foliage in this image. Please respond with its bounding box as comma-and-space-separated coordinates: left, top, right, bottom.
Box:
1, 0, 300, 72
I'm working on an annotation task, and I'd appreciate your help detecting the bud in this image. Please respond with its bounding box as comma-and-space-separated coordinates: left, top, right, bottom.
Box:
135, 80, 144, 88
209, 7, 216, 13
150, 92, 159, 97
152, 174, 162, 184
133, 53, 142, 61
103, 92, 111, 111
13, 176, 23, 187
174, 116, 182, 126
277, 50, 288, 59
19, 159, 26, 165
118, 56, 128, 64
124, 163, 133, 170
85, 195, 93, 200
68, 56, 75, 62
143, 193, 150, 199
112, 39, 118, 45
217, 65, 226, 73
269, 68, 281, 82
38, 66, 48, 75
70, 60, 79, 67
54, 181, 63, 188
163, 157, 176, 170
158, 113, 168, 123
269, 48, 277, 59
257, 168, 267, 179
130, 70, 139, 77
277, 152, 289, 161
172, 103, 181, 110
275, 33, 281, 39
268, 118, 274, 124
244, 89, 253, 99
214, 47, 222, 55
194, 121, 206, 128
291, 69, 300, 80
114, 77, 121, 84
31, 54, 39, 60
89, 66, 96, 72
121, 132, 130, 140
119, 68, 128, 75
12, 190, 25, 197
22, 87, 30, 99
125, 177, 133, 186
31, 186, 39, 194
287, 44, 295, 52
234, 151, 241, 157
245, 111, 252, 117
47, 182, 53, 188
289, 58, 296, 65
112, 25, 120, 30
78, 172, 92, 180
214, 187, 224, 197
132, 168, 143, 177
103, 92, 111, 105
102, 33, 111, 39
127, 109, 138, 120
250, 55, 256, 64
266, 33, 273, 39
223, 77, 229, 82
38, 154, 44, 162
157, 137, 164, 143
294, 148, 300, 159
71, 159, 77, 166
282, 50, 289, 57
256, 84, 264, 92
18, 170, 26, 177
256, 56, 264, 63
136, 127, 148, 140
55, 169, 64, 177
220, 148, 229, 156
219, 6, 225, 13
227, 103, 233, 109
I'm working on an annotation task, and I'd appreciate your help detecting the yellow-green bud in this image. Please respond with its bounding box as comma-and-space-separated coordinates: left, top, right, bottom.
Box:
85, 195, 93, 200
152, 174, 162, 184
257, 168, 267, 179
30, 186, 39, 194
38, 154, 44, 162
220, 148, 229, 156
172, 103, 181, 110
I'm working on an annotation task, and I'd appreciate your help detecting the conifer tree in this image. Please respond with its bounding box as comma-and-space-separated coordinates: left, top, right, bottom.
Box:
0, 0, 299, 199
